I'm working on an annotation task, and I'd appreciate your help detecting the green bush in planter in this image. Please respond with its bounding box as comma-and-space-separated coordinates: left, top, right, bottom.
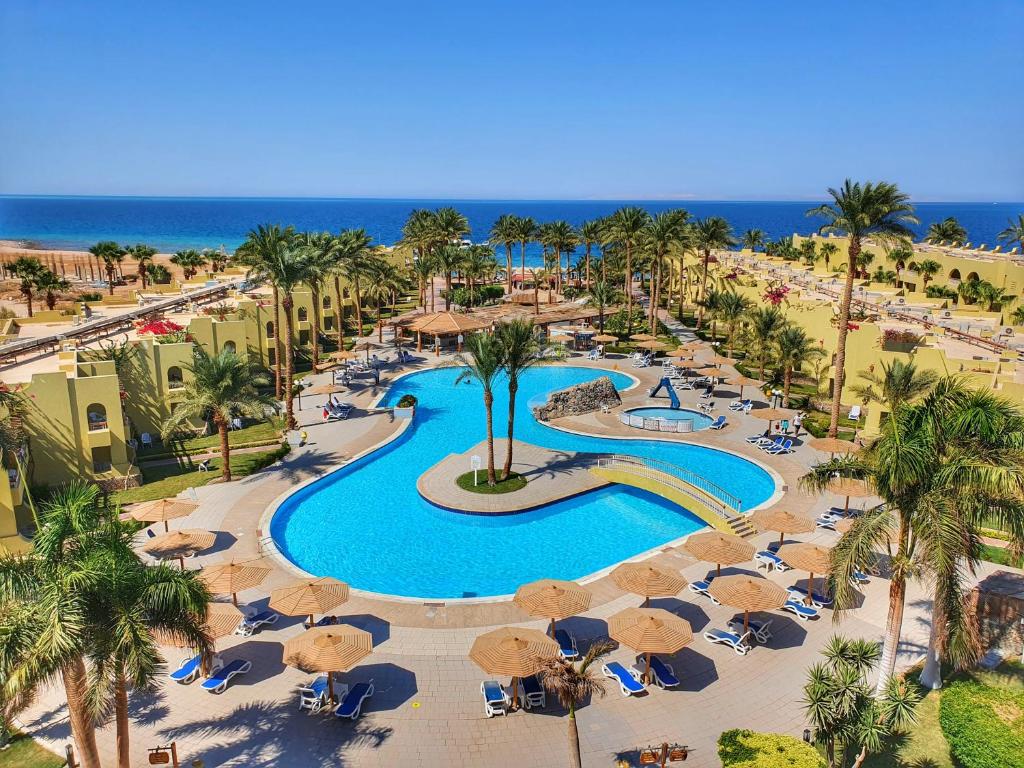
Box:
718, 729, 825, 768
397, 395, 417, 408
939, 677, 1024, 768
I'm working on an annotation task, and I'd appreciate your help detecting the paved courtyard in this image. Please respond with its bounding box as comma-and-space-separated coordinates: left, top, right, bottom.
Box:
17, 346, 974, 767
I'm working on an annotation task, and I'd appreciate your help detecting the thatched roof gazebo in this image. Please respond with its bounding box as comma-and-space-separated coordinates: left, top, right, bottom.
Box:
405, 311, 491, 355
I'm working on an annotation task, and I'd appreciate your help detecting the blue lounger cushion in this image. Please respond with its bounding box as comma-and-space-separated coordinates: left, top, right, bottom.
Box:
648, 656, 679, 687
335, 681, 373, 719
169, 655, 201, 683
482, 680, 505, 704
201, 659, 250, 692
554, 629, 578, 658
788, 586, 834, 607
783, 600, 819, 620
604, 661, 645, 694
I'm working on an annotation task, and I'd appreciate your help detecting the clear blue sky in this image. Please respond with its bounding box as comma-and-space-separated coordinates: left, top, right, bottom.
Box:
1, 1, 1021, 201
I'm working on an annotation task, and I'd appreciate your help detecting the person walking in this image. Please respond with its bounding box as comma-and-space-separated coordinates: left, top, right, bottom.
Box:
793, 410, 804, 437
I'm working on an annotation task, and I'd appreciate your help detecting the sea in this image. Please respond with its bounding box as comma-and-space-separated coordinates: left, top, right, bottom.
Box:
0, 196, 1020, 267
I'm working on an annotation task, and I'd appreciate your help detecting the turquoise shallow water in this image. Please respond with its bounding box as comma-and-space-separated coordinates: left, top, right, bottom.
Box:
269, 367, 776, 598
624, 407, 714, 429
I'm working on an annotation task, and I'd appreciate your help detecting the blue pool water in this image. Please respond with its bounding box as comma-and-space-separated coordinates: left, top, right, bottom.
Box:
625, 407, 714, 430
270, 367, 776, 598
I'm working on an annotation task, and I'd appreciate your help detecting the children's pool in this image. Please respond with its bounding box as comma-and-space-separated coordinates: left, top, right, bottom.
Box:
624, 407, 715, 429
269, 367, 776, 599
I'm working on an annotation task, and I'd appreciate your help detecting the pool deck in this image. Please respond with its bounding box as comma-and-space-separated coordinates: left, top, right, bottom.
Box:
417, 438, 609, 514
16, 334, 1008, 768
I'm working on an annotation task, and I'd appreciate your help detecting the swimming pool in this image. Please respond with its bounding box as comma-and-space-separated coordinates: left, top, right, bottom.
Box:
269, 366, 776, 599
624, 407, 715, 430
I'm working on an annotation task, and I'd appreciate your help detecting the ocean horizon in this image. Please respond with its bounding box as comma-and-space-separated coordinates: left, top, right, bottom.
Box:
1, 195, 1020, 266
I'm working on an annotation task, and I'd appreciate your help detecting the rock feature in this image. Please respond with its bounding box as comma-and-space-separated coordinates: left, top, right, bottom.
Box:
533, 376, 621, 421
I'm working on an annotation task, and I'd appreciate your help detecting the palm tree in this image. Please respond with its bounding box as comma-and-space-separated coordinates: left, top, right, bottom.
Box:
434, 244, 466, 311
9, 256, 45, 316
775, 326, 824, 406
161, 347, 275, 481
461, 245, 497, 306
715, 290, 752, 357
537, 221, 579, 293
926, 216, 967, 246
799, 239, 819, 266
819, 241, 839, 272
646, 210, 689, 333
800, 378, 1024, 695
998, 214, 1024, 252
452, 332, 504, 485
692, 217, 737, 329
512, 216, 537, 291
490, 214, 519, 295
410, 251, 435, 312
235, 224, 296, 399
806, 181, 918, 438
977, 280, 1007, 311
539, 639, 615, 768
741, 228, 766, 253
851, 359, 937, 422
1012, 305, 1024, 326
585, 281, 620, 332
606, 207, 651, 330
432, 206, 470, 248
746, 305, 787, 379
364, 258, 405, 341
99, 244, 126, 294
495, 319, 543, 479
578, 220, 603, 288
295, 231, 337, 367
169, 249, 208, 281
35, 269, 71, 310
124, 244, 157, 288
334, 228, 373, 343
916, 258, 941, 289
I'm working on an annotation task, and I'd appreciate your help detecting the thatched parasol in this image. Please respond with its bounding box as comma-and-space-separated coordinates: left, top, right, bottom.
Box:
725, 374, 764, 399
200, 560, 271, 606
607, 608, 693, 683
469, 627, 559, 709
683, 531, 755, 577
635, 339, 669, 351
777, 543, 832, 605
129, 498, 199, 533
269, 577, 350, 626
707, 574, 789, 633
306, 382, 345, 397
827, 477, 873, 513
593, 333, 619, 343
629, 333, 657, 342
749, 406, 796, 431
330, 349, 357, 361
749, 509, 816, 545
155, 602, 244, 674
610, 563, 687, 607
143, 529, 216, 569
282, 625, 373, 703
809, 437, 860, 457
513, 579, 592, 636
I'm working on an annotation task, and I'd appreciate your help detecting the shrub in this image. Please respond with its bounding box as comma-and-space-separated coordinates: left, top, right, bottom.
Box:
939, 677, 1024, 768
718, 729, 825, 768
146, 263, 172, 284
397, 394, 417, 408
604, 308, 647, 335
882, 328, 922, 346
77, 291, 103, 302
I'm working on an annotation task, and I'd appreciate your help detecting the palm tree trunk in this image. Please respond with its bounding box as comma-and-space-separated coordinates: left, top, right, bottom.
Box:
283, 297, 297, 430
677, 262, 685, 320
503, 380, 517, 479
377, 298, 384, 342
585, 245, 591, 288
24, 291, 33, 317
625, 245, 632, 332
272, 285, 282, 399
520, 241, 527, 290
353, 277, 363, 335
217, 417, 232, 482
696, 250, 710, 329
445, 274, 452, 311
567, 710, 582, 768
310, 285, 321, 367
920, 586, 945, 690
875, 569, 907, 697
484, 390, 496, 485
107, 266, 115, 295
115, 673, 130, 768
334, 276, 344, 351
63, 659, 101, 768
783, 368, 792, 407
506, 244, 513, 295
829, 240, 859, 438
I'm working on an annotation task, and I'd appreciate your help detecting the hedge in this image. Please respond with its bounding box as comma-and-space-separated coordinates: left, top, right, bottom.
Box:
718, 729, 826, 768
939, 678, 1024, 768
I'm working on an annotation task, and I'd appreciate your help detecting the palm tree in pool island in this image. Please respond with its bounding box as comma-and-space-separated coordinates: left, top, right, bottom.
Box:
540, 639, 614, 768
692, 216, 736, 330
496, 318, 543, 479
162, 347, 276, 481
806, 180, 917, 438
452, 332, 504, 485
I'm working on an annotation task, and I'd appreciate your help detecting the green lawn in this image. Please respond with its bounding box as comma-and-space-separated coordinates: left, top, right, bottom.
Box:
981, 543, 1024, 568
112, 445, 288, 505
0, 732, 65, 768
455, 471, 527, 494
137, 418, 283, 460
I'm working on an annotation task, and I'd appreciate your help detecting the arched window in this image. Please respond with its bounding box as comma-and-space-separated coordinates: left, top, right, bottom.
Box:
322, 295, 332, 309
223, 340, 236, 355
167, 366, 184, 389
949, 269, 962, 280
966, 272, 979, 282
907, 262, 918, 273
86, 403, 108, 431
297, 307, 308, 322
266, 321, 275, 339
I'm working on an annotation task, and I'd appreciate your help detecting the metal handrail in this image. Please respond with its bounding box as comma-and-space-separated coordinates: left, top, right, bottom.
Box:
596, 454, 741, 518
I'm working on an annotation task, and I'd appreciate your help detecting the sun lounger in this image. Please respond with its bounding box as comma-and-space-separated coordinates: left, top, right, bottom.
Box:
636, 655, 679, 689
782, 600, 819, 621
745, 434, 773, 446
728, 617, 773, 644
765, 438, 793, 455
234, 609, 280, 636
816, 516, 839, 531
201, 658, 251, 693
481, 680, 511, 717
518, 674, 546, 709
602, 661, 645, 696
851, 570, 870, 585
169, 653, 222, 684
754, 550, 789, 572
703, 628, 752, 656
788, 586, 834, 608
334, 680, 374, 720
728, 399, 751, 412
709, 415, 726, 430
298, 674, 330, 713
554, 629, 579, 661
758, 436, 785, 452
687, 578, 720, 604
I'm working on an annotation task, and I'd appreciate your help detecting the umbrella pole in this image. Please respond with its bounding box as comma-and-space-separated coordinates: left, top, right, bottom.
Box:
328, 673, 334, 704
512, 677, 519, 711
165, 520, 170, 533
643, 595, 650, 608
806, 572, 814, 606
178, 555, 185, 571
744, 611, 750, 634
645, 652, 651, 684
232, 593, 238, 607
549, 618, 555, 638
717, 563, 721, 577
779, 531, 785, 546
845, 495, 851, 514
309, 613, 315, 628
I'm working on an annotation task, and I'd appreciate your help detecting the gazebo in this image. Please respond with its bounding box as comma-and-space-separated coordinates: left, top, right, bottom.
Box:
405, 311, 491, 355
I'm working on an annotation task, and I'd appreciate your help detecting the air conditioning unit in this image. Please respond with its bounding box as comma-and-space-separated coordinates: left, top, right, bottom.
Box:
1003, 327, 1014, 337
897, 297, 905, 305
942, 310, 952, 319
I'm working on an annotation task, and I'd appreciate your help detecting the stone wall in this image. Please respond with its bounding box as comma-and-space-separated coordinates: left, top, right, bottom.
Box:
533, 376, 621, 421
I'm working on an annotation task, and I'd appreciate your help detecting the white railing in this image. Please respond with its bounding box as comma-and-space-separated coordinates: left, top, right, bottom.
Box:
596, 454, 741, 519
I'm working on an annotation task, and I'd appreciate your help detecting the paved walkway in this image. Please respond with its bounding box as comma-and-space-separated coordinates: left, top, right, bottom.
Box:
16, 344, 989, 768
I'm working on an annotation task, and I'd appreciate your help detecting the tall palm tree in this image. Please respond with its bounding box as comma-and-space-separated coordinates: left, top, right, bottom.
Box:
124, 244, 157, 289
295, 231, 337, 367
741, 228, 766, 252
363, 258, 405, 340
512, 216, 537, 291
495, 319, 542, 479
851, 359, 937, 421
334, 228, 373, 345
692, 217, 737, 330
715, 290, 752, 358
537, 221, 579, 293
539, 639, 615, 768
461, 246, 497, 306
606, 207, 651, 331
646, 210, 689, 333
452, 332, 504, 485
432, 207, 470, 247
806, 181, 918, 437
235, 223, 295, 399
801, 378, 1024, 695
99, 244, 126, 294
161, 347, 275, 480
775, 326, 824, 406
36, 269, 71, 310
401, 210, 439, 312
410, 251, 435, 312
578, 220, 603, 288
433, 244, 466, 311
746, 305, 787, 379
998, 214, 1024, 252
490, 214, 519, 296
819, 241, 839, 272
926, 216, 968, 246
585, 281, 620, 332
169, 249, 208, 281
9, 257, 45, 316
916, 258, 941, 289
